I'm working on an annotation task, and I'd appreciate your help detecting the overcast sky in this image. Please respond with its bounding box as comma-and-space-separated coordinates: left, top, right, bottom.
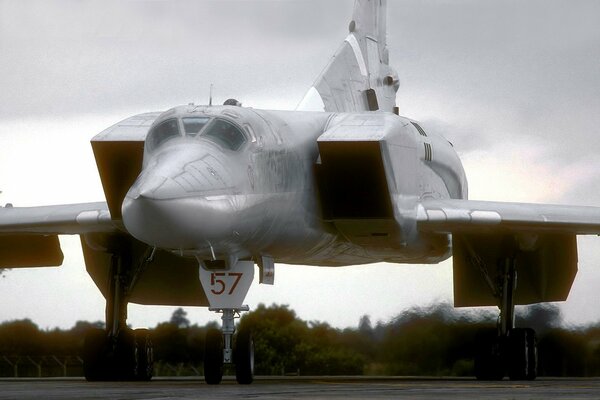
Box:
0, 0, 599, 330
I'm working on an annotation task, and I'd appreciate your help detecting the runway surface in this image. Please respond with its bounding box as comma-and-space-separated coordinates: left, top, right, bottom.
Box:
1, 376, 600, 400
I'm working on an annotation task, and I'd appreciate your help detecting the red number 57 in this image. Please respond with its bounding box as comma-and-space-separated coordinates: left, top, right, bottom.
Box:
210, 272, 243, 295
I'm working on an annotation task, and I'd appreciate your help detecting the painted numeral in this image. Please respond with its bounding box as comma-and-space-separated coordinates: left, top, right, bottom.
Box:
210, 272, 243, 295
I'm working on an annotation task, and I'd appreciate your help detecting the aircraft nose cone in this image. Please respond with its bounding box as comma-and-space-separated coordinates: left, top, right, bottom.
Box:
127, 172, 186, 201
122, 192, 235, 250
121, 145, 236, 249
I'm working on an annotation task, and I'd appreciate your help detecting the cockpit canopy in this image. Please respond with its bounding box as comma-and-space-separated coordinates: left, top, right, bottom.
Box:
146, 116, 246, 153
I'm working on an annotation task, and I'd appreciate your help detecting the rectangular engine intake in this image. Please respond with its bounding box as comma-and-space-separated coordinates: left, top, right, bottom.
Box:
316, 140, 393, 220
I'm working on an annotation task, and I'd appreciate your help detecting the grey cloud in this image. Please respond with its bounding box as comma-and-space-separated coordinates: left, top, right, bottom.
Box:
391, 0, 600, 145
0, 0, 598, 160
0, 0, 353, 119
388, 0, 600, 206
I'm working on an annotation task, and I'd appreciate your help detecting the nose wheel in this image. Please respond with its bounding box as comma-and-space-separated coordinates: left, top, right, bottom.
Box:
203, 327, 224, 384
234, 327, 255, 384
203, 306, 254, 385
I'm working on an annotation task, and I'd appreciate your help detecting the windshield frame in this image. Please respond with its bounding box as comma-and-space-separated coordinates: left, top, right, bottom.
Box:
182, 116, 212, 137
146, 115, 249, 153
146, 117, 183, 152
195, 117, 248, 152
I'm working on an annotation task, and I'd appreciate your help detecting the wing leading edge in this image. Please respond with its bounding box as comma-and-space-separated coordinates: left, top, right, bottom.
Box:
0, 202, 115, 235
417, 199, 600, 235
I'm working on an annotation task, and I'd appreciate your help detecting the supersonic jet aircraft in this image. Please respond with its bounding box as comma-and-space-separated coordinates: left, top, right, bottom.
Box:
1, 0, 600, 384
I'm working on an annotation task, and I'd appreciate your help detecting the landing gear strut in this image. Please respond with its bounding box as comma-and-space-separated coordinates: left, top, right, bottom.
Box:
203, 307, 254, 385
83, 252, 154, 381
475, 258, 537, 380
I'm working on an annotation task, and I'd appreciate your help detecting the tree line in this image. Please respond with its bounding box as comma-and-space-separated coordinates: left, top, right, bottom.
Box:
0, 303, 600, 377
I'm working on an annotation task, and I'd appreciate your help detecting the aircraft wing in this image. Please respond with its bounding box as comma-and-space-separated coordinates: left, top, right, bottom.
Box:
416, 199, 600, 307
417, 199, 600, 235
0, 202, 115, 235
0, 202, 117, 268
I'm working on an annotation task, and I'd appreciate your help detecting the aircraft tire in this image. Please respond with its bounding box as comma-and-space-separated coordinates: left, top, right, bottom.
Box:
114, 328, 138, 381
83, 328, 109, 381
508, 328, 537, 381
204, 328, 224, 384
134, 328, 154, 381
474, 329, 504, 381
234, 328, 254, 384
524, 328, 538, 380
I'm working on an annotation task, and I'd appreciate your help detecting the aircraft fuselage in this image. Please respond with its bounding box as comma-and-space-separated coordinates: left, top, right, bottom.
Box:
122, 105, 467, 267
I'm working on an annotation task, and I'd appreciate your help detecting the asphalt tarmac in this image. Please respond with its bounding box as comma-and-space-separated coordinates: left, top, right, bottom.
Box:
1, 376, 599, 400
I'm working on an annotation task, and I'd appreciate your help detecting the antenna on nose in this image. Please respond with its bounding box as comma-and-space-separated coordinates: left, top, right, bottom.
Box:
209, 84, 213, 106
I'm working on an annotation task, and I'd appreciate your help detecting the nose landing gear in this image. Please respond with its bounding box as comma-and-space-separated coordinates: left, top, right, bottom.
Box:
203, 307, 254, 385
199, 259, 258, 384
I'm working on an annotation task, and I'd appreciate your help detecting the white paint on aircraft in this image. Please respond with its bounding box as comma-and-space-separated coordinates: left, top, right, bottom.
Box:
296, 86, 326, 112
345, 34, 368, 77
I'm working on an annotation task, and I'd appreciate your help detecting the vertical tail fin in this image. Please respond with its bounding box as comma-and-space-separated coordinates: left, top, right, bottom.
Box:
297, 0, 399, 113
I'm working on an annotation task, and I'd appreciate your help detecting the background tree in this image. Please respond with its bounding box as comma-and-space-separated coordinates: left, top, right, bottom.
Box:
238, 304, 364, 375
169, 308, 190, 329
0, 302, 599, 377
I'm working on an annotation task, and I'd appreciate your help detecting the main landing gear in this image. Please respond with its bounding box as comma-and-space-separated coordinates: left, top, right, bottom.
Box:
474, 258, 537, 380
83, 252, 154, 381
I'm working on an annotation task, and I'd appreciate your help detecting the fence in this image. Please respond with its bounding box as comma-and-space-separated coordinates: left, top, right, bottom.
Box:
0, 357, 302, 378
0, 356, 84, 377
0, 357, 205, 378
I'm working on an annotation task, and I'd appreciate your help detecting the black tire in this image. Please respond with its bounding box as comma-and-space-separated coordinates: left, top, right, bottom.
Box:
134, 329, 154, 381
234, 328, 254, 384
508, 328, 537, 381
524, 328, 538, 380
204, 328, 224, 385
474, 329, 504, 380
83, 328, 108, 381
114, 328, 138, 381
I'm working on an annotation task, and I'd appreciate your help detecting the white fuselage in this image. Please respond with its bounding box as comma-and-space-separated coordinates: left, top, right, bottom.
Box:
122, 105, 467, 267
